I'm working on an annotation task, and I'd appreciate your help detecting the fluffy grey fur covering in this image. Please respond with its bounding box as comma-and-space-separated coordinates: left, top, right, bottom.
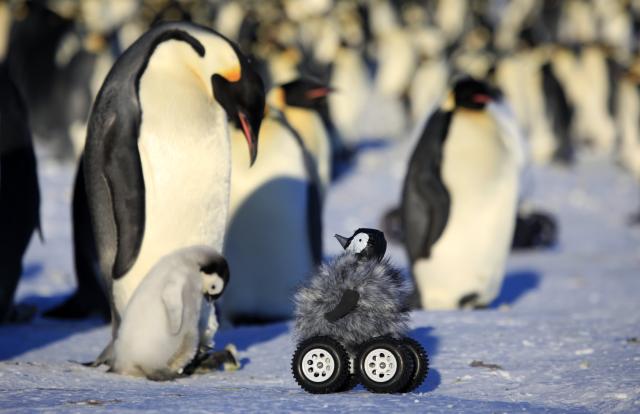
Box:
294, 253, 412, 352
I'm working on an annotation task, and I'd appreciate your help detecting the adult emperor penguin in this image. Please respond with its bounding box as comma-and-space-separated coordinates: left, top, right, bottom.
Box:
401, 78, 525, 310
0, 4, 41, 323
222, 84, 323, 324
83, 21, 265, 364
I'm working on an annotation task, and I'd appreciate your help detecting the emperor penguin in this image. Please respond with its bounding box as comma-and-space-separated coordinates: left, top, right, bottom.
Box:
0, 5, 41, 323
83, 21, 265, 364
222, 86, 323, 324
401, 78, 525, 310
112, 245, 229, 381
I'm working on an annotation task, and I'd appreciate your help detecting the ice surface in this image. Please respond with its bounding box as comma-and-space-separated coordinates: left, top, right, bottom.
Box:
1, 137, 639, 413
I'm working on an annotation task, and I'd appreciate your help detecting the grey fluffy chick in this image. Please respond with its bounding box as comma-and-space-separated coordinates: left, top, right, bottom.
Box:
294, 229, 412, 353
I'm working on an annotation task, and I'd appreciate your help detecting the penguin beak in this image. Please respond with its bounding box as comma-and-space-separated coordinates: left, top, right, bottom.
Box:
305, 87, 333, 100
472, 94, 492, 104
334, 234, 350, 249
238, 111, 258, 166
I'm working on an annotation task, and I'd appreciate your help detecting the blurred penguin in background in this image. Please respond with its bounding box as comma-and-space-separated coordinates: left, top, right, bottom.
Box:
616, 57, 640, 223
222, 80, 323, 325
0, 3, 40, 324
401, 78, 525, 310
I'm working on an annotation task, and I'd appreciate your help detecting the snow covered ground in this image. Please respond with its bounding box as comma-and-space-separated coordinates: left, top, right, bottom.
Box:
1, 132, 640, 412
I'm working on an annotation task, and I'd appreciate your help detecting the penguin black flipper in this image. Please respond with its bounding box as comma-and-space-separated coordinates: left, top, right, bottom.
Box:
324, 289, 359, 323
401, 109, 452, 262
86, 104, 146, 280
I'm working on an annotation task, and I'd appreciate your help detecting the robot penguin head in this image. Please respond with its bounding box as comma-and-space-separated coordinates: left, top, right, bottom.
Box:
334, 228, 387, 262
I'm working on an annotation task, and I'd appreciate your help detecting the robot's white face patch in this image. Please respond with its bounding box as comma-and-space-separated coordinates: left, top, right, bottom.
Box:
202, 272, 225, 297
348, 233, 369, 254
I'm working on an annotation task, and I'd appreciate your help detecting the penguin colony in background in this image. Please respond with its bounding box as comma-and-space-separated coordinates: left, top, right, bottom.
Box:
2, 0, 640, 329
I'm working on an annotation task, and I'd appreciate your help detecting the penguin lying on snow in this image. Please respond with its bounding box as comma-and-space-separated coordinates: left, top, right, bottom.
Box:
82, 21, 265, 366
294, 228, 412, 353
112, 246, 233, 381
401, 77, 524, 310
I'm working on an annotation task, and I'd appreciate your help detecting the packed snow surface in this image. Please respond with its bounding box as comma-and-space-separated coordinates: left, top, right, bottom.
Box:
1, 134, 639, 413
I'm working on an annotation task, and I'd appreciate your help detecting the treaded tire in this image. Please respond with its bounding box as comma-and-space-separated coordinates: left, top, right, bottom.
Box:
400, 337, 429, 392
339, 373, 359, 392
292, 336, 350, 394
356, 336, 414, 393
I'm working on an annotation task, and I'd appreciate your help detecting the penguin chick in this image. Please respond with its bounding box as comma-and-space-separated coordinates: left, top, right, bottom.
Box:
112, 246, 229, 381
294, 228, 411, 353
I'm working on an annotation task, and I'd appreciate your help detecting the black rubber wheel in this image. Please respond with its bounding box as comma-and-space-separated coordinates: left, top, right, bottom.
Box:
356, 336, 414, 393
339, 373, 359, 392
291, 336, 350, 394
400, 337, 429, 392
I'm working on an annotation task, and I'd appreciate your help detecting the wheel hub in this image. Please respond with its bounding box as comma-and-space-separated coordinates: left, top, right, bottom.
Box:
301, 348, 335, 383
363, 348, 398, 383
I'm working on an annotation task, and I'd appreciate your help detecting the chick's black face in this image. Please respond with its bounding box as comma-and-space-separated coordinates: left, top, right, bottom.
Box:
212, 47, 265, 166
335, 228, 387, 261
453, 77, 500, 110
201, 256, 230, 302
281, 79, 331, 110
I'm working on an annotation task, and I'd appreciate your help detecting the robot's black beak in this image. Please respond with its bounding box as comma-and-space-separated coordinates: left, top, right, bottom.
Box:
334, 234, 350, 249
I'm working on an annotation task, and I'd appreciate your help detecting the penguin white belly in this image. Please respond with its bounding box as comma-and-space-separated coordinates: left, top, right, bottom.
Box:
617, 78, 640, 179
409, 58, 448, 123
113, 60, 230, 314
113, 270, 201, 378
375, 29, 416, 98
414, 111, 519, 309
329, 48, 370, 142
223, 119, 313, 320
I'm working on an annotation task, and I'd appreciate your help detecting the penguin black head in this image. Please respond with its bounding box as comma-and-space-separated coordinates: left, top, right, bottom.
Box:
453, 77, 500, 110
200, 255, 230, 302
335, 228, 387, 262
280, 78, 333, 110
212, 45, 265, 166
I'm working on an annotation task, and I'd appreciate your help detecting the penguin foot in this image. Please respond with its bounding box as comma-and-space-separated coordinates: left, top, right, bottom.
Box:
85, 342, 115, 368
43, 293, 110, 322
1, 303, 37, 324
183, 345, 240, 375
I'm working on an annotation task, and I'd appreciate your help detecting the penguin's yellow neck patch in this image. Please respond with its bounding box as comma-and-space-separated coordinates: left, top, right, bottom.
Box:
222, 66, 241, 82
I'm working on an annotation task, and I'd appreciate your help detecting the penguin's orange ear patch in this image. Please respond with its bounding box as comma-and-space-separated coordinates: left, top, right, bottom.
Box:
221, 67, 241, 82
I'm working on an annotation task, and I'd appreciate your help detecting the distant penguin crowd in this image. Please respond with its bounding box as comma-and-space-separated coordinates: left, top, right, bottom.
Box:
2, 0, 640, 375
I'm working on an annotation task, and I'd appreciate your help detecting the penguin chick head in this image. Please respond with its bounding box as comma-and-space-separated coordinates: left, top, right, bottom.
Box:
212, 42, 266, 166
280, 78, 333, 110
200, 254, 230, 302
453, 77, 500, 110
334, 228, 387, 261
